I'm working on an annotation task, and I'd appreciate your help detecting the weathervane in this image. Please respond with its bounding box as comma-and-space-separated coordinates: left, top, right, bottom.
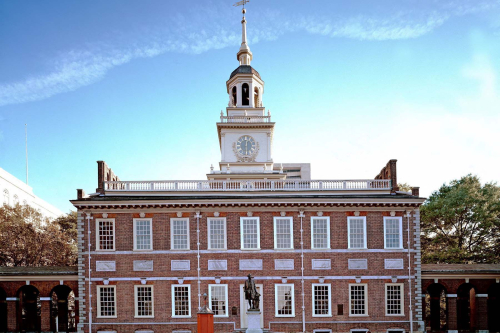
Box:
233, 0, 249, 10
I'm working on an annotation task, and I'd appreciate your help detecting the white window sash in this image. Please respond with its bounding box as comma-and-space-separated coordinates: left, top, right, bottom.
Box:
95, 219, 116, 251
172, 284, 191, 318
97, 285, 117, 318
273, 217, 294, 249
383, 217, 403, 249
349, 283, 368, 316
208, 284, 228, 317
207, 218, 227, 250
347, 217, 367, 249
170, 218, 190, 250
240, 217, 260, 250
385, 283, 404, 316
311, 283, 331, 317
311, 217, 331, 249
134, 285, 154, 318
274, 284, 295, 317
133, 218, 153, 251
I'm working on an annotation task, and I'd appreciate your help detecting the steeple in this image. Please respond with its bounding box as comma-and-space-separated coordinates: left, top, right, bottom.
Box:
237, 8, 253, 65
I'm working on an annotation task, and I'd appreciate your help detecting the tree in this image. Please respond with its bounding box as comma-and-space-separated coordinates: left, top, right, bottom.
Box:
398, 183, 412, 192
421, 174, 500, 264
54, 211, 78, 243
0, 204, 77, 267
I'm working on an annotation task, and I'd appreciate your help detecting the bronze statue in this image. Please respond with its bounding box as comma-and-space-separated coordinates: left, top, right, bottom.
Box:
244, 274, 260, 310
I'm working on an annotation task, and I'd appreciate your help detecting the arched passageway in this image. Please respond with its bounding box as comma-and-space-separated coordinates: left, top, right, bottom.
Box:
50, 285, 76, 332
488, 283, 500, 333
242, 83, 249, 105
17, 285, 41, 332
457, 283, 476, 331
425, 283, 448, 331
253, 87, 259, 107
0, 288, 7, 333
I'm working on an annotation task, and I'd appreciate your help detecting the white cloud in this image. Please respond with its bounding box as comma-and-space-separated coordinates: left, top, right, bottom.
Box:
0, 0, 498, 107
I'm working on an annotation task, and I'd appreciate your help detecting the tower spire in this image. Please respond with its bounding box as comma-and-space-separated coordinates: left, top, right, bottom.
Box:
234, 0, 252, 65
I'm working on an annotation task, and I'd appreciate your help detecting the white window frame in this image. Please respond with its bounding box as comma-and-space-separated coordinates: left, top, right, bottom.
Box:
383, 216, 403, 249
347, 216, 367, 249
274, 283, 295, 317
311, 217, 331, 249
208, 284, 229, 317
240, 217, 261, 250
172, 284, 191, 318
312, 283, 331, 317
386, 330, 405, 333
97, 285, 117, 318
349, 283, 368, 316
207, 217, 227, 250
273, 217, 294, 250
385, 283, 404, 316
350, 330, 369, 333
170, 218, 190, 250
133, 218, 153, 251
134, 285, 154, 318
313, 330, 332, 333
96, 219, 116, 251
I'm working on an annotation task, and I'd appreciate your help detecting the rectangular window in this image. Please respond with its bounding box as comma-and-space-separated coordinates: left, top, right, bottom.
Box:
384, 217, 403, 249
209, 284, 228, 317
171, 218, 189, 250
172, 284, 191, 317
274, 217, 293, 249
348, 217, 367, 249
349, 284, 368, 316
133, 218, 153, 250
97, 285, 117, 318
135, 285, 154, 318
311, 217, 330, 249
207, 218, 227, 250
386, 283, 404, 316
275, 284, 295, 317
96, 219, 115, 251
312, 283, 331, 317
240, 217, 260, 249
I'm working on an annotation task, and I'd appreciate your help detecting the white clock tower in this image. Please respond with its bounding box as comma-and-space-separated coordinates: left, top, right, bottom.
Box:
209, 7, 282, 180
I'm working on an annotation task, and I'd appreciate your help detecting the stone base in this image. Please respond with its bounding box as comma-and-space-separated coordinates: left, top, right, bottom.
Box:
246, 310, 263, 333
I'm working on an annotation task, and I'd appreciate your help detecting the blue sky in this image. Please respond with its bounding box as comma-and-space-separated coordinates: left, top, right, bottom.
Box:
1, 0, 500, 213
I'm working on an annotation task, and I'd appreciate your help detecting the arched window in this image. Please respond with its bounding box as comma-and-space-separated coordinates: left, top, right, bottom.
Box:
254, 87, 259, 107
488, 283, 500, 331
13, 195, 19, 206
23, 200, 28, 206
2, 189, 8, 206
232, 86, 237, 106
242, 83, 249, 106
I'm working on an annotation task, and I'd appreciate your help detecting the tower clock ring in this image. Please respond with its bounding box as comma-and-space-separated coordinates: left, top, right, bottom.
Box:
233, 135, 260, 162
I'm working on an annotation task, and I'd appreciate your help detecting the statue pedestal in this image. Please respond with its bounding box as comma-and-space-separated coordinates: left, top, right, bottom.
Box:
246, 310, 263, 333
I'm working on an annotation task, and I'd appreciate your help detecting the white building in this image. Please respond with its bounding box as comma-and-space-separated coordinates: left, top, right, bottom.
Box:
0, 167, 63, 219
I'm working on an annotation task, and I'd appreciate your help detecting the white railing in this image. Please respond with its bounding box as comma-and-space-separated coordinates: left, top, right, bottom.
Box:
104, 179, 391, 192
219, 115, 271, 123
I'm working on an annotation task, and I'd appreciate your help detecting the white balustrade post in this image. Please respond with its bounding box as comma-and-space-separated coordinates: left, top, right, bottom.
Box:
175, 182, 178, 190
319, 181, 323, 190
126, 182, 130, 191
271, 181, 275, 190
343, 181, 347, 189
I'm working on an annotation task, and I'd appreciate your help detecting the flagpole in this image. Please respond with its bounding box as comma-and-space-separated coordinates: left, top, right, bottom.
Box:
25, 124, 28, 185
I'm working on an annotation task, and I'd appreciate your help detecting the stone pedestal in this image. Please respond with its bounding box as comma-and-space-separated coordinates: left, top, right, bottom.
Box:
246, 310, 263, 333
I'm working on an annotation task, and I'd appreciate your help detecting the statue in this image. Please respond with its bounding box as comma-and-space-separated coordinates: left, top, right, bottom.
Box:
244, 274, 260, 310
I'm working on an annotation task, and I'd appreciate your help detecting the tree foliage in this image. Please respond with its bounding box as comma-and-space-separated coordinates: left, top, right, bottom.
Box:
398, 183, 412, 192
0, 204, 77, 267
421, 174, 500, 264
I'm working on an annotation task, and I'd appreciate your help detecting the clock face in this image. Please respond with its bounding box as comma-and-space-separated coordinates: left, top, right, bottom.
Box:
236, 135, 256, 156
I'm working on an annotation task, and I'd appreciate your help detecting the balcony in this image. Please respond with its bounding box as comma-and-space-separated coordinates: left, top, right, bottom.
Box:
219, 115, 272, 123
103, 179, 391, 192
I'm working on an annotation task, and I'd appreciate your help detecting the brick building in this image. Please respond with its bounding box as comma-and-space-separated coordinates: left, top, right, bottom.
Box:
69, 8, 427, 333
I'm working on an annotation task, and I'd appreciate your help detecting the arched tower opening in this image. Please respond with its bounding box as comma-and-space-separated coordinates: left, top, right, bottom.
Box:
242, 83, 250, 106
488, 283, 500, 332
254, 87, 259, 107
0, 287, 6, 333
232, 86, 237, 106
457, 283, 477, 331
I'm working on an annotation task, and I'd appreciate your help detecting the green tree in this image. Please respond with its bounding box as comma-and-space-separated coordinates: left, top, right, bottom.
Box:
54, 211, 78, 243
421, 174, 500, 264
398, 183, 412, 192
0, 204, 77, 267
